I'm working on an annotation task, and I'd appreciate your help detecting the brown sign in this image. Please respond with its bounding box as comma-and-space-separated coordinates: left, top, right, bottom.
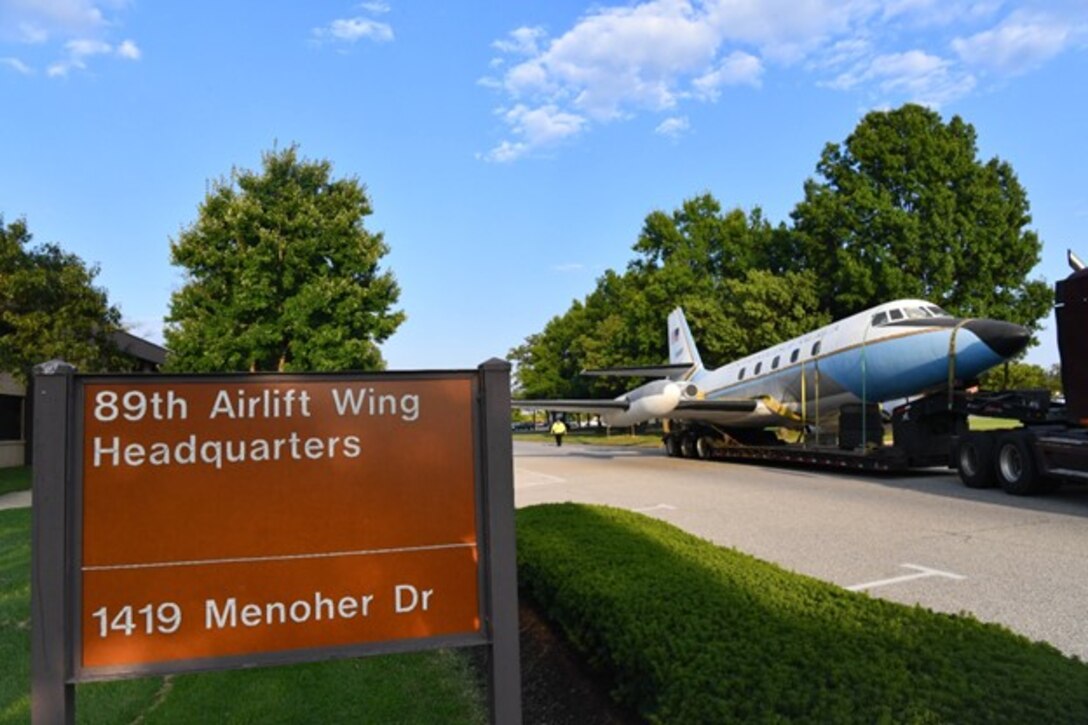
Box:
79, 377, 480, 670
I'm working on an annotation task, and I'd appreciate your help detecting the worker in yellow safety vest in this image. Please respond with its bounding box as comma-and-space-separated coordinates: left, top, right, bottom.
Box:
549, 418, 568, 447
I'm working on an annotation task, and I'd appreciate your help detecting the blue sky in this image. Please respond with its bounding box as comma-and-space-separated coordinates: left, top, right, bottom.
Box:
1, 1, 1085, 371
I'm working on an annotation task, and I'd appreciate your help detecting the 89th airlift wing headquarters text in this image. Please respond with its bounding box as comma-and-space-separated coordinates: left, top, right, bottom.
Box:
78, 376, 482, 670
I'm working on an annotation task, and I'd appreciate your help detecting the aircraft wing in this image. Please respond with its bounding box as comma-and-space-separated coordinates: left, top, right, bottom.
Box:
674, 399, 759, 413
511, 399, 629, 414
581, 364, 694, 379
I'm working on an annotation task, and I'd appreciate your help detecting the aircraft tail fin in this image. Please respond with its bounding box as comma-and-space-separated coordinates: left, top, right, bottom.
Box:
668, 308, 704, 372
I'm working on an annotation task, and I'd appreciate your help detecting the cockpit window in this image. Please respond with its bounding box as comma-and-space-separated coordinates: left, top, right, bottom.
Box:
905, 307, 928, 319
888, 308, 904, 321
927, 305, 949, 317
871, 311, 889, 327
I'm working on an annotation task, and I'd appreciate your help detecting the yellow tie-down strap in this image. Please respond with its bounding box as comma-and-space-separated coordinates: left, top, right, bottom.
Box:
759, 395, 804, 424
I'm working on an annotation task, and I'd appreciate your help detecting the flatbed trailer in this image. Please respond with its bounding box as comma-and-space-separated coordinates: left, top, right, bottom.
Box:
691, 440, 911, 472
664, 251, 1088, 495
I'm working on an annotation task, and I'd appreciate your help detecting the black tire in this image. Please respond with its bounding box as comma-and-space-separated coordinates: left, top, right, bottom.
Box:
956, 432, 996, 489
664, 435, 681, 458
695, 436, 715, 460
994, 431, 1052, 495
680, 435, 697, 458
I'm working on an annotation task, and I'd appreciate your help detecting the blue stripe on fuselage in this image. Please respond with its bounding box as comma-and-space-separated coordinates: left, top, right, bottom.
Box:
703, 327, 1005, 404
815, 328, 1002, 400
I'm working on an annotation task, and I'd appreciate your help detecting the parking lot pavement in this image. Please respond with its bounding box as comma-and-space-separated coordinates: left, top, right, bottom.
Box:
514, 440, 1088, 660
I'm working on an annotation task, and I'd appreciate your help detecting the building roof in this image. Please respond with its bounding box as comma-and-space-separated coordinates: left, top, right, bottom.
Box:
110, 330, 167, 367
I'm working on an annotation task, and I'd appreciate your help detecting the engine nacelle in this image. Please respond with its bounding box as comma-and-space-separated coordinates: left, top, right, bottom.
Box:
601, 380, 682, 428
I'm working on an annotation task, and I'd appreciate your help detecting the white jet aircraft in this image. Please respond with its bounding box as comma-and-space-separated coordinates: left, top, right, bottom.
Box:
514, 301, 1030, 438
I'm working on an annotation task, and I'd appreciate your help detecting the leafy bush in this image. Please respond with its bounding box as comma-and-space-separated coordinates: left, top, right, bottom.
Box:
517, 503, 1088, 724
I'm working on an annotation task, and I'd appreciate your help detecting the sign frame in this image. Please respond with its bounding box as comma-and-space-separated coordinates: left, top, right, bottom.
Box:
31, 359, 521, 724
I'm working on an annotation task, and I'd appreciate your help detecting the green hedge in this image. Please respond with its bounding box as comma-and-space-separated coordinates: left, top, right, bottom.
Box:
516, 503, 1088, 724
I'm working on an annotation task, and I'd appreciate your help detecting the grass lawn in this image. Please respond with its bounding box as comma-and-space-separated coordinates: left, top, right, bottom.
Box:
0, 509, 486, 724
969, 416, 1022, 431
518, 503, 1088, 724
0, 468, 30, 498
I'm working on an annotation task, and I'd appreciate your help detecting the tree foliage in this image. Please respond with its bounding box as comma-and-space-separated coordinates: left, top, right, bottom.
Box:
789, 104, 1050, 328
166, 145, 404, 372
979, 362, 1062, 394
511, 105, 1053, 400
0, 217, 126, 381
510, 198, 827, 397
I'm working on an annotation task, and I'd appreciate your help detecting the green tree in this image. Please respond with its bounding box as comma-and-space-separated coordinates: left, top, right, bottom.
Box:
980, 362, 1062, 394
509, 197, 827, 397
166, 145, 404, 372
0, 216, 126, 381
790, 103, 1051, 330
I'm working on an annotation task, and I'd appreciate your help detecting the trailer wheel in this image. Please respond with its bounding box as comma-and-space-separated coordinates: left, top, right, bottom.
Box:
695, 436, 714, 460
680, 435, 697, 458
956, 433, 996, 488
994, 432, 1047, 496
664, 435, 681, 458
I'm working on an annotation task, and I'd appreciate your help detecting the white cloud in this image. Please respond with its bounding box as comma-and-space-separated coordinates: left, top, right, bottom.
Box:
810, 37, 872, 70
116, 38, 139, 60
655, 115, 690, 139
66, 37, 110, 57
45, 35, 140, 76
1, 1, 141, 77
705, 0, 869, 61
481, 140, 529, 164
493, 26, 546, 56
500, 1, 721, 119
483, 104, 587, 162
358, 1, 390, 13
1, 0, 107, 43
482, 0, 1087, 160
831, 49, 976, 105
952, 12, 1076, 74
316, 17, 394, 43
693, 50, 763, 99
315, 2, 395, 45
881, 0, 1002, 27
1, 56, 31, 73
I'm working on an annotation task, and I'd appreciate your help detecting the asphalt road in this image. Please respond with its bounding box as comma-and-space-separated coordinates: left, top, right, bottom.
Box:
514, 439, 1088, 661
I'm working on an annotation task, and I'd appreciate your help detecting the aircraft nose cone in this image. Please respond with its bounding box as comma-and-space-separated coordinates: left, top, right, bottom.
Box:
964, 319, 1031, 358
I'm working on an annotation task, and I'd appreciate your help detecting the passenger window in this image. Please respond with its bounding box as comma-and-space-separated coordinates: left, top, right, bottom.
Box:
754, 362, 763, 375
811, 341, 821, 356
738, 367, 746, 381
889, 309, 904, 320
871, 312, 888, 327
772, 356, 780, 370
790, 349, 799, 363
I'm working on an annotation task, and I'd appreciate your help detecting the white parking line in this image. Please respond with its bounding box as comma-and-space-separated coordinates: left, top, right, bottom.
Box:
846, 564, 966, 592
633, 504, 677, 513
515, 468, 567, 489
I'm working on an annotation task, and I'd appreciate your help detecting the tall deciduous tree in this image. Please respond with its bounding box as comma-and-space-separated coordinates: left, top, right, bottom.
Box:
0, 216, 126, 381
789, 104, 1051, 329
509, 197, 827, 398
166, 145, 404, 372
